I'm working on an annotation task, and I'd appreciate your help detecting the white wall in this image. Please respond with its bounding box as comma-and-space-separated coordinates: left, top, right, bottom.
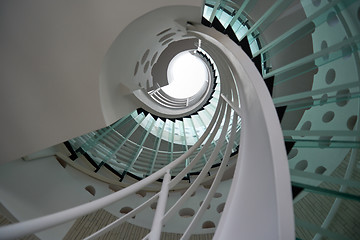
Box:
0, 0, 202, 164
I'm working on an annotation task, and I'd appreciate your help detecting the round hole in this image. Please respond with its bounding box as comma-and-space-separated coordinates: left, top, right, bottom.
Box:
162, 38, 173, 46
156, 28, 171, 36
320, 94, 328, 106
179, 208, 195, 218
191, 191, 196, 197
217, 203, 225, 213
151, 52, 158, 66
347, 115, 357, 130
120, 207, 133, 214
200, 201, 210, 210
301, 97, 314, 110
327, 12, 339, 27
134, 61, 139, 76
342, 44, 352, 59
56, 157, 67, 168
325, 69, 336, 84
141, 49, 150, 64
295, 160, 308, 171
301, 121, 312, 131
136, 190, 146, 197
85, 185, 96, 196
336, 89, 350, 107
288, 149, 298, 160
315, 166, 327, 174
214, 192, 222, 198
159, 32, 176, 43
312, 0, 321, 6
203, 184, 211, 189
321, 41, 329, 60
150, 202, 157, 210
109, 184, 122, 192
202, 221, 215, 229
319, 136, 332, 148
322, 111, 335, 123
143, 61, 150, 73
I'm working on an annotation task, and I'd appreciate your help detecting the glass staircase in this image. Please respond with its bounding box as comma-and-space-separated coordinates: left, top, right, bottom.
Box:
1, 1, 359, 239
64, 1, 360, 238
201, 0, 360, 239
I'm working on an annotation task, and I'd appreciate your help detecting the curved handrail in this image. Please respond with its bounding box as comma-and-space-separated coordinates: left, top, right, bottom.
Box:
0, 80, 226, 240
188, 24, 294, 240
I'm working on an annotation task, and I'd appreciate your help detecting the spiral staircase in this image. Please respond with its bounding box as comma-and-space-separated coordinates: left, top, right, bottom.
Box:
0, 0, 359, 239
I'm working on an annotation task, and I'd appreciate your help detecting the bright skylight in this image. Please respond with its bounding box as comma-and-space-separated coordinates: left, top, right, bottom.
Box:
162, 51, 208, 99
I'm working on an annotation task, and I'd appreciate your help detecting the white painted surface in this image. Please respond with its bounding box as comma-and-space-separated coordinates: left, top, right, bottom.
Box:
0, 155, 111, 239
0, 0, 202, 164
189, 25, 295, 240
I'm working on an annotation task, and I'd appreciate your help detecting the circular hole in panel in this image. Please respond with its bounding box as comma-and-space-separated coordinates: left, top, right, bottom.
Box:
315, 166, 327, 174
203, 184, 211, 189
141, 49, 150, 64
312, 0, 321, 6
200, 201, 211, 210
143, 61, 150, 73
319, 136, 333, 148
322, 111, 335, 123
327, 12, 339, 27
336, 89, 350, 107
288, 149, 298, 160
151, 52, 158, 66
120, 207, 133, 214
159, 32, 176, 43
302, 96, 314, 110
342, 40, 352, 59
134, 61, 139, 76
179, 208, 195, 218
321, 41, 329, 60
214, 192, 222, 198
150, 202, 157, 210
295, 160, 308, 171
320, 94, 328, 106
347, 115, 357, 130
325, 69, 336, 84
136, 190, 146, 197
202, 221, 215, 229
85, 185, 96, 196
109, 184, 122, 192
217, 203, 225, 213
301, 121, 312, 131
56, 157, 67, 168
162, 38, 173, 46
156, 28, 171, 36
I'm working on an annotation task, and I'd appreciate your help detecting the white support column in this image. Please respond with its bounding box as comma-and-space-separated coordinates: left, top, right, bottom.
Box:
149, 171, 171, 240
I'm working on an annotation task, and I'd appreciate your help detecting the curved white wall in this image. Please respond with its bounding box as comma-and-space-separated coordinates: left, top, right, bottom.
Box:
0, 0, 202, 163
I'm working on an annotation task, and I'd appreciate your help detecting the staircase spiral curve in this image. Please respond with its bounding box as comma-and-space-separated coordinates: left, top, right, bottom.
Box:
0, 1, 359, 239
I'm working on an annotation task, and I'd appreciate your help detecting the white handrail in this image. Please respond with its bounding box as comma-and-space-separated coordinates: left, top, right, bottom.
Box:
188, 24, 294, 240
0, 78, 226, 240
0, 105, 221, 240
84, 194, 159, 240
182, 112, 239, 240
149, 171, 171, 240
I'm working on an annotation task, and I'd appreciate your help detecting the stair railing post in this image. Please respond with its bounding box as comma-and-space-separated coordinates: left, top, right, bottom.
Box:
149, 170, 171, 240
